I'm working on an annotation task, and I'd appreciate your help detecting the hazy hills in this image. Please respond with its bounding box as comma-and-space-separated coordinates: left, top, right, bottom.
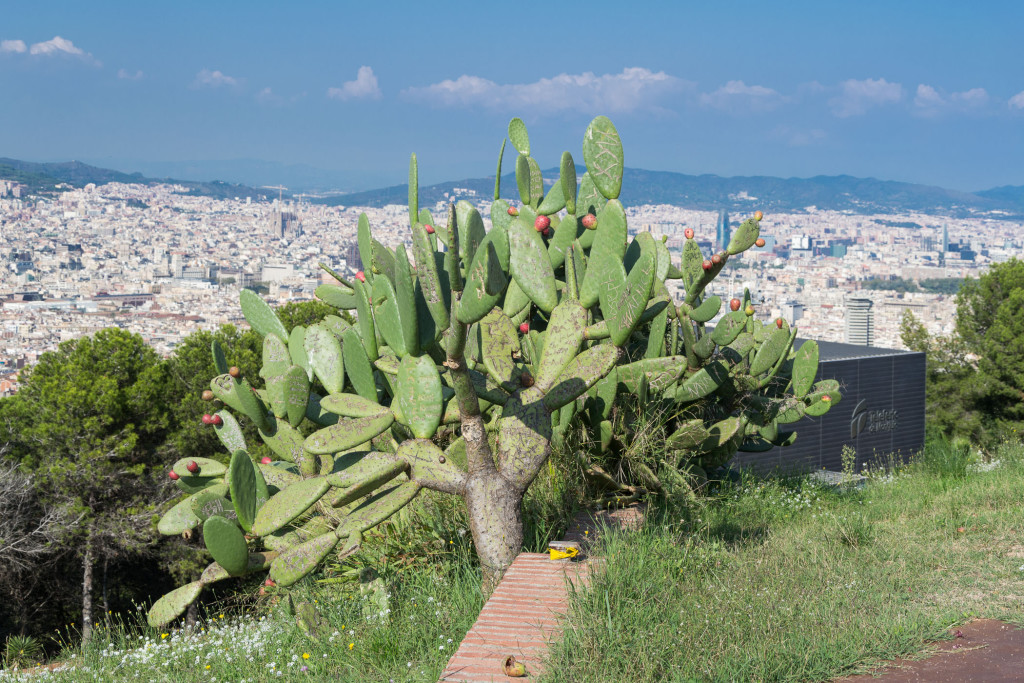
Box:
0, 158, 265, 200
3, 156, 1023, 218
320, 167, 1024, 219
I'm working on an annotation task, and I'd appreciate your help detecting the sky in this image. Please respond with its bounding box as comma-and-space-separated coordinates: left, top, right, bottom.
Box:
1, 0, 1023, 192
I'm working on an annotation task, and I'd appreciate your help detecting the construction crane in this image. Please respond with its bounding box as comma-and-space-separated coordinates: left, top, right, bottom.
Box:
260, 185, 287, 204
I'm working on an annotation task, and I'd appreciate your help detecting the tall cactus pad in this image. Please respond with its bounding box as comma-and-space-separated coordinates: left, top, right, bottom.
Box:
270, 532, 339, 587
228, 450, 260, 532
396, 355, 444, 439
582, 116, 624, 200
792, 341, 820, 399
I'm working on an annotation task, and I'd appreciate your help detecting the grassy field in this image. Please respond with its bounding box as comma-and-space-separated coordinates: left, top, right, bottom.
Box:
543, 440, 1024, 681
6, 440, 1024, 682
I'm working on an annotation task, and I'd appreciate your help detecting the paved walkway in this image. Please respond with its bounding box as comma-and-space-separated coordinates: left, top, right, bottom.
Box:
439, 503, 645, 682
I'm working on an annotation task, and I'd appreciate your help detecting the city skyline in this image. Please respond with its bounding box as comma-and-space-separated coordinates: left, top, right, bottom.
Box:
2, 1, 1023, 191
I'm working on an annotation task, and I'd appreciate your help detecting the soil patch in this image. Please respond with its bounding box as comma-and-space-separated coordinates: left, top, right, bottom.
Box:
835, 619, 1024, 682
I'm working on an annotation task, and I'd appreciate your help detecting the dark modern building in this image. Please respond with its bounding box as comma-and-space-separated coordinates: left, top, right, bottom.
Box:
731, 340, 926, 474
715, 210, 730, 251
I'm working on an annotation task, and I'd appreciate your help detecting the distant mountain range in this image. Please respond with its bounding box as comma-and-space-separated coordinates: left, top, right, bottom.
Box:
0, 158, 266, 200
3, 156, 1023, 218
319, 167, 1024, 219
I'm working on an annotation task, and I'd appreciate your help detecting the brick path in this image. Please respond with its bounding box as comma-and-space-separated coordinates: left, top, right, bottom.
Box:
439, 503, 644, 682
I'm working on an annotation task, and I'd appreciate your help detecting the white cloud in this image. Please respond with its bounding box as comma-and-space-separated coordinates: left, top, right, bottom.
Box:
28, 36, 99, 65
829, 78, 903, 117
699, 80, 785, 112
193, 68, 241, 89
914, 84, 944, 109
0, 39, 26, 54
914, 84, 989, 116
327, 66, 382, 101
117, 68, 143, 80
1010, 90, 1024, 110
403, 67, 686, 114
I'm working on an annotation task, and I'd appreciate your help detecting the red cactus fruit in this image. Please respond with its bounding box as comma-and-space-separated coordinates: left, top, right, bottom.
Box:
730, 298, 741, 312
534, 215, 550, 232
186, 461, 199, 474
519, 322, 530, 334
684, 227, 694, 239
581, 214, 597, 229
169, 471, 180, 481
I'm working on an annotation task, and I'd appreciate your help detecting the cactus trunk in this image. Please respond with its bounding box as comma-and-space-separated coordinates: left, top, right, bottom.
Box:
465, 471, 523, 593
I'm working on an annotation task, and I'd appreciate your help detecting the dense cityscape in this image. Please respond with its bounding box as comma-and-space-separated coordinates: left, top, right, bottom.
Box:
0, 176, 1010, 395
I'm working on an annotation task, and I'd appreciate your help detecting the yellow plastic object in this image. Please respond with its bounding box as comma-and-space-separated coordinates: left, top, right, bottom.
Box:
548, 546, 579, 560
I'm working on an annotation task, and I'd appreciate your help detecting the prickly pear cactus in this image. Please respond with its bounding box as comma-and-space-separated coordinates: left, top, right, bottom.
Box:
149, 115, 837, 627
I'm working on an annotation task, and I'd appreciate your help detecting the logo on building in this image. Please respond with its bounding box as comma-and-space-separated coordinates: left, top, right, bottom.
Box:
850, 400, 899, 438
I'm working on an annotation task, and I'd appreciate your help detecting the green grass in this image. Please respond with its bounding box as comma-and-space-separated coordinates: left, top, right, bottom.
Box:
1, 554, 482, 683
543, 440, 1024, 682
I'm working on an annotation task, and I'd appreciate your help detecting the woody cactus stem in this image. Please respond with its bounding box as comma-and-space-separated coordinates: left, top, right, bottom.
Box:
148, 114, 837, 627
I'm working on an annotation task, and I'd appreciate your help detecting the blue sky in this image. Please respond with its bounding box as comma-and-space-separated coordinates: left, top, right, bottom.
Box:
1, 0, 1022, 191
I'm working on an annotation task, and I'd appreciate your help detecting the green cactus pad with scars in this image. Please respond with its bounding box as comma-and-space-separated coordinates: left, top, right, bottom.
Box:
681, 239, 704, 291
191, 490, 235, 523
202, 515, 249, 576
537, 300, 586, 391
502, 278, 532, 319
394, 244, 420, 356
353, 279, 378, 361
710, 311, 748, 346
252, 476, 331, 537
315, 283, 358, 310
239, 289, 288, 343
690, 296, 722, 324
270, 532, 340, 587
342, 328, 377, 402
147, 580, 204, 627
228, 450, 260, 532
479, 308, 521, 388
561, 151, 577, 215
459, 242, 508, 324
336, 481, 422, 538
675, 361, 730, 402
583, 116, 624, 200
615, 356, 688, 394
667, 419, 711, 450
408, 153, 419, 226
157, 494, 204, 535
727, 218, 761, 255
305, 392, 339, 427
607, 241, 655, 347
527, 156, 544, 209
396, 355, 443, 439
544, 344, 621, 412
172, 457, 225, 478
509, 216, 557, 313
322, 315, 351, 339
371, 352, 395, 377
288, 326, 311, 380
328, 455, 407, 508
213, 409, 246, 454
320, 393, 390, 418
646, 306, 670, 358
212, 339, 229, 375
284, 365, 309, 428
303, 412, 396, 455
508, 117, 530, 155
257, 462, 300, 489
410, 223, 450, 330
655, 240, 672, 282
792, 341, 819, 399
749, 328, 791, 376
515, 154, 531, 205
304, 324, 345, 395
